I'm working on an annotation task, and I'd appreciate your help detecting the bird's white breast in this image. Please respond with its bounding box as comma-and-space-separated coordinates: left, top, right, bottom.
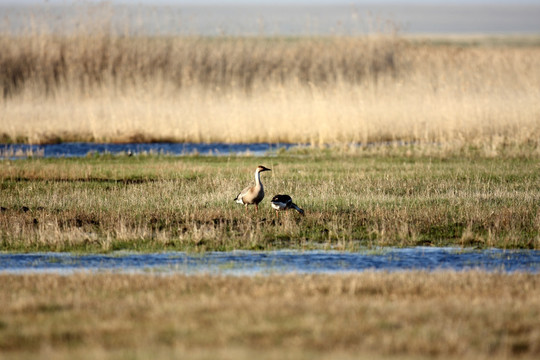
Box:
271, 202, 287, 210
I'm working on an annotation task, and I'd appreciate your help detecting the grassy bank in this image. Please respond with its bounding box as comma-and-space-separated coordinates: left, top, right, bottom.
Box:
1, 152, 538, 252
0, 272, 539, 359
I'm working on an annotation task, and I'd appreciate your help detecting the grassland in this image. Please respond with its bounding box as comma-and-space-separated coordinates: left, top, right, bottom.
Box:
0, 272, 539, 359
1, 153, 538, 252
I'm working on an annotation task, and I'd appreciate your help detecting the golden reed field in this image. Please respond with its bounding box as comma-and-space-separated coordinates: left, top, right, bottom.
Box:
1, 8, 539, 152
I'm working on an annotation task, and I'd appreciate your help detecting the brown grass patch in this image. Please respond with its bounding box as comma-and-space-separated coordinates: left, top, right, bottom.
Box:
0, 272, 539, 359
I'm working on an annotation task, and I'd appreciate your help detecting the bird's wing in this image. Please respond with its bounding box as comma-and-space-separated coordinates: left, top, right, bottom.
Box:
235, 185, 253, 203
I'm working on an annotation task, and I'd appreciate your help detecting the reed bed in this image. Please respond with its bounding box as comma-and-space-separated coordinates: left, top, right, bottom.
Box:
1, 7, 539, 150
1, 154, 538, 252
0, 272, 539, 359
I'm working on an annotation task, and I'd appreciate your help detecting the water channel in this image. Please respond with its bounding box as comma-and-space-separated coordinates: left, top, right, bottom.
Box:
1, 248, 539, 275
1, 142, 296, 159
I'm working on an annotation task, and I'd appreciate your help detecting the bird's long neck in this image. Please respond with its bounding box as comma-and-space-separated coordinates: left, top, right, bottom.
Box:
254, 170, 262, 188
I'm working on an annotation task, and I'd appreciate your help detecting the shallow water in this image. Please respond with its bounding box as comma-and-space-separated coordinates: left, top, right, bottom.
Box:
1, 142, 296, 159
1, 248, 539, 275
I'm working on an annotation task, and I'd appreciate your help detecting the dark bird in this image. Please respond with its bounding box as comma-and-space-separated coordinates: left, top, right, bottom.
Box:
270, 194, 304, 218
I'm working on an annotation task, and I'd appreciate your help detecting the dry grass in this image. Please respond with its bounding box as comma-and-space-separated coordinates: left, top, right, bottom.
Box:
0, 6, 539, 150
0, 272, 539, 359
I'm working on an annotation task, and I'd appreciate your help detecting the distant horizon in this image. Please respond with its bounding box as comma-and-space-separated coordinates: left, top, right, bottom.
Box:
2, 1, 539, 35
2, 0, 540, 4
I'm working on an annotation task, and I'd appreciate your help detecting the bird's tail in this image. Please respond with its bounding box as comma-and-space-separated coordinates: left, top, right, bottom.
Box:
291, 203, 304, 215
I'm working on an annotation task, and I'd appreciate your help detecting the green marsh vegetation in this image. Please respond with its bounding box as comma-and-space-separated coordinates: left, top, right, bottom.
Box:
1, 151, 538, 252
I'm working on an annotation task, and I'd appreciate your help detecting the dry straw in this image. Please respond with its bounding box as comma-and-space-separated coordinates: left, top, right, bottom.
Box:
1, 272, 539, 359
0, 5, 539, 152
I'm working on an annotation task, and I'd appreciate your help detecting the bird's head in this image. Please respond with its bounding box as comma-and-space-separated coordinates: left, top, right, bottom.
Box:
257, 165, 271, 172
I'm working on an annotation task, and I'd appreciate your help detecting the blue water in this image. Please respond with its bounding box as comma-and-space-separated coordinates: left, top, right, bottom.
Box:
1, 142, 296, 159
1, 248, 539, 275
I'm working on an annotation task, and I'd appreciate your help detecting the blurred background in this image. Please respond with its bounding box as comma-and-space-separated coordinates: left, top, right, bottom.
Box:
2, 0, 540, 36
1, 1, 539, 149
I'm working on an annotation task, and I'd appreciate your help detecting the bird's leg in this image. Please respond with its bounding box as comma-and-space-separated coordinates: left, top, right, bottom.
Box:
275, 210, 279, 219
255, 204, 259, 213
245, 205, 248, 213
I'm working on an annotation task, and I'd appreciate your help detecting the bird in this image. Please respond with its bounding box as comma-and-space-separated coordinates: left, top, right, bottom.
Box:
234, 165, 271, 212
270, 194, 304, 218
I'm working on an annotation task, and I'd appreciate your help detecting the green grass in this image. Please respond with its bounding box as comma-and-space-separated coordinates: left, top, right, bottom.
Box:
1, 150, 539, 252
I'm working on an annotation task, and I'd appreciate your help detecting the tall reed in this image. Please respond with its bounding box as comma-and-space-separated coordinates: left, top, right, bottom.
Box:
1, 4, 539, 150
0, 30, 402, 97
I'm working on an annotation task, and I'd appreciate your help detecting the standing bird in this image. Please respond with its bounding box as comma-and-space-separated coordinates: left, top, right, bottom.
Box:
234, 165, 271, 212
271, 194, 304, 218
